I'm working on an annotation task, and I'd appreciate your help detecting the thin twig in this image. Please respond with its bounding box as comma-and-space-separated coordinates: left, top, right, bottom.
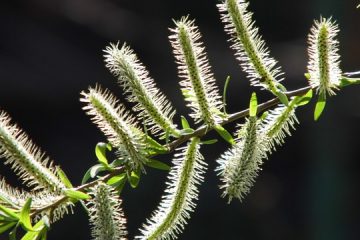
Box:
31, 85, 311, 216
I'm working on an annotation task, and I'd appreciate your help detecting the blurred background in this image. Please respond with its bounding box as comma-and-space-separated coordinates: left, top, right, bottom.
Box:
0, 0, 360, 239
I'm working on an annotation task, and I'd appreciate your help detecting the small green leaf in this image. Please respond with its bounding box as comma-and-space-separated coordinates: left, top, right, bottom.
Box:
180, 116, 191, 129
214, 125, 235, 145
19, 198, 33, 231
200, 139, 218, 145
0, 205, 19, 220
0, 222, 16, 234
81, 167, 92, 184
260, 111, 268, 121
276, 91, 289, 106
145, 159, 171, 171
294, 89, 313, 106
21, 231, 39, 240
249, 92, 258, 117
339, 77, 360, 87
65, 189, 90, 200
304, 73, 311, 80
179, 128, 195, 136
314, 93, 326, 121
223, 76, 231, 114
106, 174, 126, 186
128, 171, 140, 188
56, 167, 73, 188
95, 142, 112, 166
21, 218, 48, 240
146, 136, 167, 151
90, 164, 107, 178
276, 83, 288, 92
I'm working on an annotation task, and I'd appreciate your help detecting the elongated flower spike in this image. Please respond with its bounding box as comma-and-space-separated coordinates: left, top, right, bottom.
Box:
0, 111, 66, 193
218, 0, 284, 95
0, 177, 73, 222
307, 17, 341, 96
170, 17, 224, 127
136, 137, 207, 239
0, 177, 28, 209
260, 99, 299, 150
216, 94, 268, 202
80, 86, 147, 171
87, 183, 128, 240
104, 43, 180, 137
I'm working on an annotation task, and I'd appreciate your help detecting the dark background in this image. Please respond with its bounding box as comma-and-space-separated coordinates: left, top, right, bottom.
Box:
1, 0, 360, 239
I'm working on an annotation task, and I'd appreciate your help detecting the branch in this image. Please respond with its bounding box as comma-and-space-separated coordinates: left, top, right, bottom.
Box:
30, 166, 125, 217
30, 85, 311, 217
166, 85, 311, 152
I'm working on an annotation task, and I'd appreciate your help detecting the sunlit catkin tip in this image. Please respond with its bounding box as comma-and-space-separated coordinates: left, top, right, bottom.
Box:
218, 0, 284, 94
307, 17, 341, 96
136, 137, 207, 239
80, 86, 147, 171
216, 117, 268, 202
260, 100, 299, 150
103, 43, 179, 137
0, 111, 65, 193
87, 183, 127, 240
170, 17, 224, 127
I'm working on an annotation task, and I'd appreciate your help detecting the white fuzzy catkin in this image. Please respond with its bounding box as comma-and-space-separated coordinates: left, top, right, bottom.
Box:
216, 117, 268, 202
87, 183, 127, 240
170, 17, 224, 127
136, 137, 207, 239
260, 101, 299, 150
307, 17, 341, 96
0, 177, 73, 222
218, 0, 284, 93
80, 86, 147, 171
104, 43, 179, 137
0, 111, 66, 193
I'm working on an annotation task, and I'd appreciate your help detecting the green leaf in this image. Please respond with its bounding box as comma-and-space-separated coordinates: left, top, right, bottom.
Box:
275, 90, 289, 106
146, 136, 167, 151
304, 73, 311, 80
260, 111, 268, 121
180, 116, 191, 129
339, 77, 360, 87
0, 205, 19, 220
90, 164, 107, 178
128, 171, 140, 188
19, 198, 33, 231
179, 128, 195, 136
294, 89, 313, 106
223, 76, 231, 114
21, 218, 48, 240
276, 82, 288, 92
145, 159, 171, 171
200, 139, 218, 145
65, 189, 90, 200
314, 93, 326, 121
107, 174, 127, 194
21, 231, 39, 240
106, 174, 126, 186
95, 142, 112, 166
214, 125, 235, 145
56, 167, 73, 188
249, 92, 258, 117
0, 222, 16, 234
81, 167, 92, 184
